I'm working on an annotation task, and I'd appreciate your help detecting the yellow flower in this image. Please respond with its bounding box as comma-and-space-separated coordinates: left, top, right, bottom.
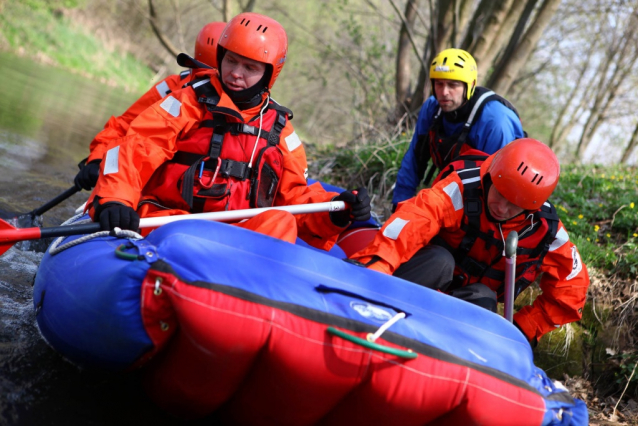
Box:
611, 175, 616, 180
596, 239, 599, 242
598, 203, 603, 207
578, 214, 584, 219
572, 221, 577, 225
606, 233, 611, 238
594, 225, 600, 232
631, 202, 635, 209
587, 237, 591, 241
601, 174, 605, 178
634, 233, 638, 238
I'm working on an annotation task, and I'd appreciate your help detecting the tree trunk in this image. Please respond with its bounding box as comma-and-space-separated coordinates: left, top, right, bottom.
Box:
620, 121, 638, 164
394, 0, 420, 115
433, 0, 455, 55
460, 0, 495, 51
488, 0, 558, 95
476, 1, 527, 84
468, 0, 513, 69
222, 0, 232, 21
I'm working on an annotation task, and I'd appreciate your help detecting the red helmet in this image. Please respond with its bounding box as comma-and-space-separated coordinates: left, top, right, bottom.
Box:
217, 12, 288, 90
480, 138, 560, 210
194, 22, 226, 68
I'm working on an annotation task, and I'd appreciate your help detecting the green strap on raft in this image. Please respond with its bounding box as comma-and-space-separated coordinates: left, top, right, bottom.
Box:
327, 326, 417, 359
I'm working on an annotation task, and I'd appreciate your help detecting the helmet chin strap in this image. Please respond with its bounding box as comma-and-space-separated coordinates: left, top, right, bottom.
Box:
483, 175, 526, 224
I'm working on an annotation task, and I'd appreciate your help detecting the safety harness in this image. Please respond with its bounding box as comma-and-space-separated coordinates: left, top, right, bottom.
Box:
439, 164, 559, 301
140, 77, 292, 212
416, 87, 522, 185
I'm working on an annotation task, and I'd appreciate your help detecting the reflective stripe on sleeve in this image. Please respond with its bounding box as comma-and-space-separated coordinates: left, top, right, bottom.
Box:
285, 131, 302, 151
443, 182, 463, 211
549, 227, 569, 251
160, 96, 181, 117
155, 81, 170, 97
383, 218, 409, 240
103, 146, 120, 175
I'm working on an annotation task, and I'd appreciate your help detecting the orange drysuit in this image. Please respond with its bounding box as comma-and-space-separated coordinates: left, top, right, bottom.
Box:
88, 68, 345, 250
353, 171, 590, 342
86, 71, 193, 163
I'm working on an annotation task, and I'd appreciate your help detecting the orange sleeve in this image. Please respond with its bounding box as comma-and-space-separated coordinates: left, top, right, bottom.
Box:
274, 124, 344, 250
513, 222, 590, 341
351, 173, 465, 274
87, 74, 186, 163
88, 85, 204, 217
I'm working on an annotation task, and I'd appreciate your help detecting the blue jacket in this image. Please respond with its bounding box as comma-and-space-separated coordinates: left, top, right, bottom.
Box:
393, 95, 524, 205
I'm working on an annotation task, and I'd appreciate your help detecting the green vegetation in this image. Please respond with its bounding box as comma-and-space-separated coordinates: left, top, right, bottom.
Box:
553, 165, 638, 277
0, 0, 153, 93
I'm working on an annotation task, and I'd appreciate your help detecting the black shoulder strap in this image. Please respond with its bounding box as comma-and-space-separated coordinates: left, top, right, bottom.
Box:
269, 98, 294, 120
437, 154, 488, 183
268, 109, 287, 147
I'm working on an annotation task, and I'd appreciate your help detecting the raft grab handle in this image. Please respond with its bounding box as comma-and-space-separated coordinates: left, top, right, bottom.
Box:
327, 326, 417, 359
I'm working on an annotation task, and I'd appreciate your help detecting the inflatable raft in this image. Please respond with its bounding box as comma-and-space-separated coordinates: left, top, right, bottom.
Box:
33, 218, 587, 425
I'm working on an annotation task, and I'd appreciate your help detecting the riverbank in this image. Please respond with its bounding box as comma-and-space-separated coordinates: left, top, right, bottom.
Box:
0, 0, 153, 93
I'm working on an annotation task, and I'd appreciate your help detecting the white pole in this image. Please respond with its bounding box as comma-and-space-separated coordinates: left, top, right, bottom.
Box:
138, 201, 347, 229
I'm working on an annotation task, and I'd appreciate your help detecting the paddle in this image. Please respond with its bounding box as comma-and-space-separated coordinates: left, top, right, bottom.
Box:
0, 200, 348, 256
0, 185, 81, 227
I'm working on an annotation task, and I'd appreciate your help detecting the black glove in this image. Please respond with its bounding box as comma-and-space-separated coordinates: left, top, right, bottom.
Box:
330, 187, 371, 227
74, 160, 101, 190
95, 202, 140, 231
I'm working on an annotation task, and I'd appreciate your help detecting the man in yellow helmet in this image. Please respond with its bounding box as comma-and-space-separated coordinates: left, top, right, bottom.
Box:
393, 48, 525, 210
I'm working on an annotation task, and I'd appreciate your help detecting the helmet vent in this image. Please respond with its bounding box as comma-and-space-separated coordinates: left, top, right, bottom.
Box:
442, 57, 448, 65
241, 19, 250, 26
517, 161, 528, 175
532, 174, 543, 185
454, 55, 465, 68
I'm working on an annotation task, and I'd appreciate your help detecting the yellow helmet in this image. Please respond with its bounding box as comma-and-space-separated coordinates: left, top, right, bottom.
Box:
430, 48, 477, 100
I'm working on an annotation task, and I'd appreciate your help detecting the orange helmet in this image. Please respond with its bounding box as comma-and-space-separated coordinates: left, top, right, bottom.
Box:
480, 138, 560, 210
217, 12, 288, 90
194, 21, 226, 68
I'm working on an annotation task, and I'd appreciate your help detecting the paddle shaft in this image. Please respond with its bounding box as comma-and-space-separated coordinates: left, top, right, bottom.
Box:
503, 231, 519, 323
0, 201, 347, 250
29, 186, 81, 217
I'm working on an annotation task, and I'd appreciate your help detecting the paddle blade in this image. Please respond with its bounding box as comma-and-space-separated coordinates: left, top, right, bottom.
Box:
0, 218, 42, 256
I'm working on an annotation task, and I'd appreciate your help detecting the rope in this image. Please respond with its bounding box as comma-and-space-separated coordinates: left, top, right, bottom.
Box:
48, 214, 143, 256
366, 312, 407, 343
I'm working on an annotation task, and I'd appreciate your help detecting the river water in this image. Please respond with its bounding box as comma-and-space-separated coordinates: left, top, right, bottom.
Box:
0, 51, 183, 425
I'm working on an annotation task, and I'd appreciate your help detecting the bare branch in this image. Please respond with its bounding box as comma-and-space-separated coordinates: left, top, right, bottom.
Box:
147, 0, 181, 58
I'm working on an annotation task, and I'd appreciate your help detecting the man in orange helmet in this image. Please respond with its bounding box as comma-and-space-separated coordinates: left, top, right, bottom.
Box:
87, 12, 370, 248
73, 21, 226, 191
352, 138, 589, 346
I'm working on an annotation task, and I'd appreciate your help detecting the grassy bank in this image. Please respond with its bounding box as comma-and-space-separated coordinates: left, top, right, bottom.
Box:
0, 0, 153, 93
